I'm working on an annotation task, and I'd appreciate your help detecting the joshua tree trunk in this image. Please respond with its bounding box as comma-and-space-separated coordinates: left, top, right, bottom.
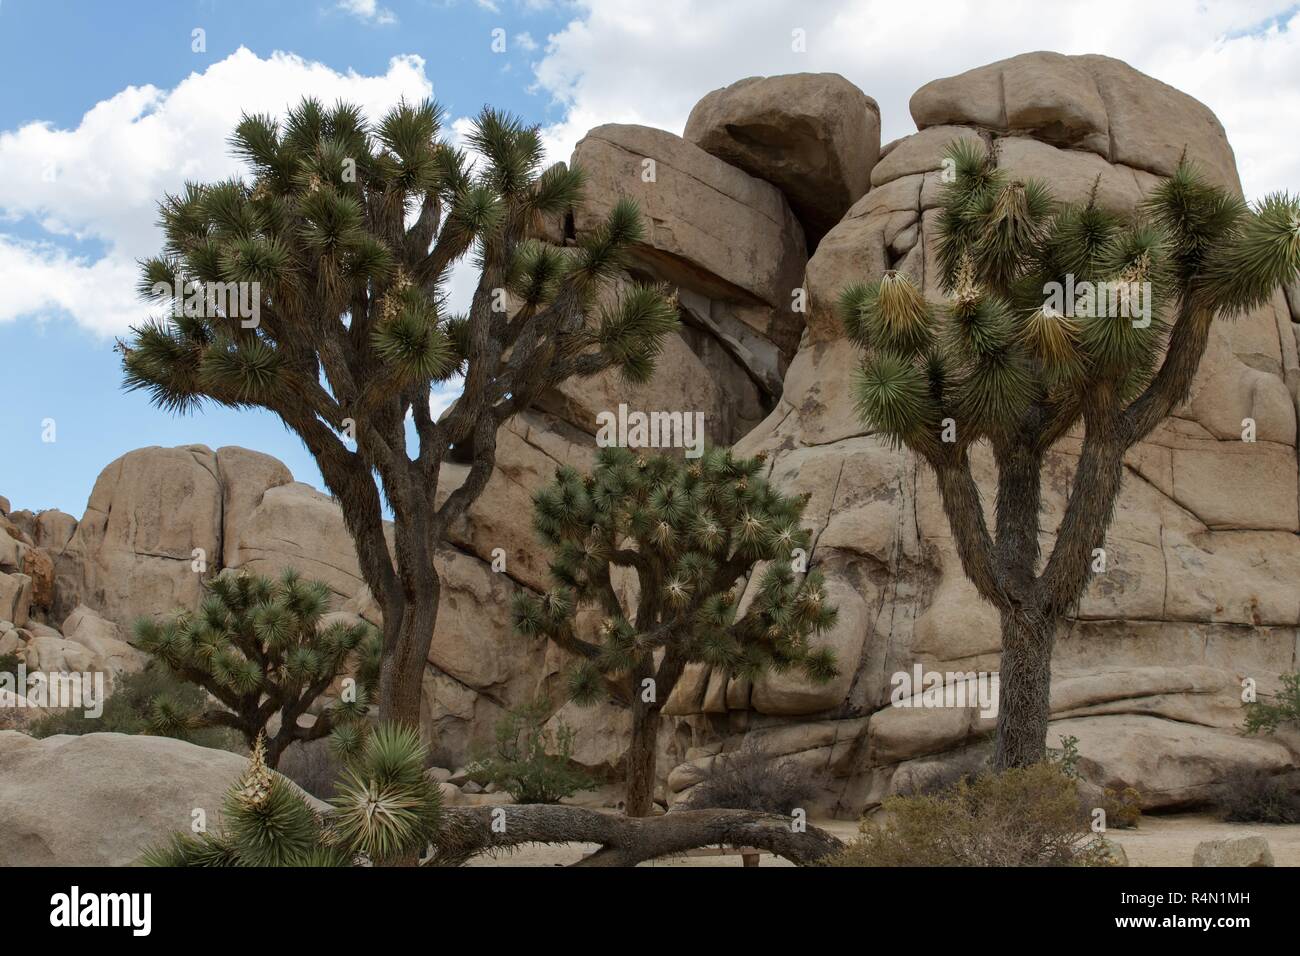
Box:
625, 695, 661, 817
623, 651, 686, 816
379, 581, 440, 727
989, 440, 1050, 770
992, 609, 1056, 769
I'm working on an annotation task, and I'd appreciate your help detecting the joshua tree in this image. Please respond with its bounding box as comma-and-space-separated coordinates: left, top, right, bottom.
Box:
512, 446, 838, 816
841, 141, 1300, 769
141, 724, 442, 866
133, 569, 379, 767
120, 97, 678, 727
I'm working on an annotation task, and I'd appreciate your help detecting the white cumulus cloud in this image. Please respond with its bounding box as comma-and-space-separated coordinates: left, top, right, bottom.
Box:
531, 0, 1300, 199
0, 48, 434, 334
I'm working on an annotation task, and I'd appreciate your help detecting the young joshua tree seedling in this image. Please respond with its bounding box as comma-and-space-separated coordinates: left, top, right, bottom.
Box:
133, 569, 379, 767
841, 140, 1300, 769
512, 446, 838, 816
120, 97, 678, 727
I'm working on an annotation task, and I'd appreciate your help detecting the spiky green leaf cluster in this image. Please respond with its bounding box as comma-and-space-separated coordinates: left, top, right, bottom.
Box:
140, 724, 436, 867
844, 140, 1300, 452
328, 723, 443, 863
511, 446, 839, 689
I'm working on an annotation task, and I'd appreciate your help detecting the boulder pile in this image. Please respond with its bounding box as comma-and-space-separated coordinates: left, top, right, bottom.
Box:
4, 54, 1299, 818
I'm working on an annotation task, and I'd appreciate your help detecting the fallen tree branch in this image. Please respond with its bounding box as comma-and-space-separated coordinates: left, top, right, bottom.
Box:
426, 805, 845, 867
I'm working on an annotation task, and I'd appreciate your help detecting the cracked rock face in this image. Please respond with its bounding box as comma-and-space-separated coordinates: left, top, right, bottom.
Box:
13, 54, 1299, 818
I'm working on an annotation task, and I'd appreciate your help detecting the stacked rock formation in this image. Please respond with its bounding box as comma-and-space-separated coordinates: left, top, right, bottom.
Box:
6, 56, 1298, 816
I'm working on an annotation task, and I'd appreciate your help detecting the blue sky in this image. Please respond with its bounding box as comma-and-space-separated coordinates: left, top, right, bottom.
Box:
2, 0, 1298, 517
0, 0, 573, 514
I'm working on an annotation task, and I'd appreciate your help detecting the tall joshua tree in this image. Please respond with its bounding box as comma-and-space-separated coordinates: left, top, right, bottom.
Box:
841, 141, 1300, 769
121, 97, 678, 726
512, 447, 838, 816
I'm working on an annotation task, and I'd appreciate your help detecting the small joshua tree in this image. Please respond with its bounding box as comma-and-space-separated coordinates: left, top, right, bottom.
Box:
140, 724, 441, 866
840, 141, 1300, 769
133, 569, 379, 768
120, 97, 677, 728
512, 446, 838, 816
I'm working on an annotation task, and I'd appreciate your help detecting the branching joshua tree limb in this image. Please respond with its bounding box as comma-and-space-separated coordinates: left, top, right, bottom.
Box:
120, 98, 678, 726
841, 141, 1300, 769
512, 447, 838, 816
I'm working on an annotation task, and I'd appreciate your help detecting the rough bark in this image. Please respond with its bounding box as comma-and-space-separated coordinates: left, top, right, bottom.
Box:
427, 805, 845, 867
379, 578, 440, 727
992, 608, 1056, 770
625, 694, 661, 817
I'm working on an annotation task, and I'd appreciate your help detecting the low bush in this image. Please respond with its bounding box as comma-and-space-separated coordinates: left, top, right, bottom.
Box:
28, 663, 241, 751
824, 761, 1122, 867
677, 747, 816, 814
1215, 768, 1300, 824
466, 699, 594, 804
1098, 787, 1143, 830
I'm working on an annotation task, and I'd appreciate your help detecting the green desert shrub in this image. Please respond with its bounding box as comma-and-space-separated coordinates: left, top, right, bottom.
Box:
1243, 672, 1300, 735
29, 662, 241, 751
824, 761, 1123, 867
466, 699, 594, 804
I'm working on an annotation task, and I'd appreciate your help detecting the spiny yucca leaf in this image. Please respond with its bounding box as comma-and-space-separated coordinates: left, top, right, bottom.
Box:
935, 138, 1006, 289
595, 283, 679, 384
371, 307, 455, 382
838, 281, 875, 346
950, 346, 1035, 433
1046, 201, 1122, 281
528, 161, 585, 216
138, 831, 241, 868
199, 337, 283, 404
1143, 159, 1246, 279
571, 198, 644, 291
972, 179, 1056, 288
1200, 192, 1300, 315
224, 770, 321, 867
870, 272, 934, 356
946, 294, 1015, 361
852, 352, 936, 443
567, 659, 604, 705
1015, 305, 1086, 385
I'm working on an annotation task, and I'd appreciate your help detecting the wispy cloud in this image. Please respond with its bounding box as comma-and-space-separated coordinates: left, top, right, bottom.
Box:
336, 0, 397, 25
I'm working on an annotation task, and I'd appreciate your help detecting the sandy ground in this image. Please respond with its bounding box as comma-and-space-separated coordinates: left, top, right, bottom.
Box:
462, 813, 1300, 867
1107, 814, 1300, 867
